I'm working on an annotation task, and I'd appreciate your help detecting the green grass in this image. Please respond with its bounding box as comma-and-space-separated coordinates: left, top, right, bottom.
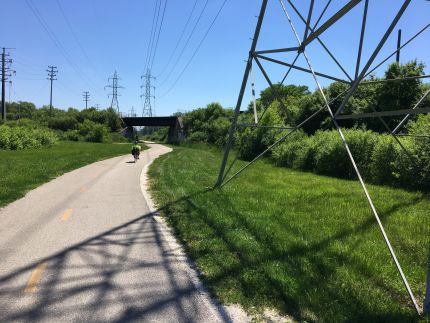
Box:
148, 144, 430, 322
0, 141, 138, 207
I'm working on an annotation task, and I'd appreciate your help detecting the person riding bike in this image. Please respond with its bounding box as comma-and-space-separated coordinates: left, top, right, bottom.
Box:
131, 141, 141, 162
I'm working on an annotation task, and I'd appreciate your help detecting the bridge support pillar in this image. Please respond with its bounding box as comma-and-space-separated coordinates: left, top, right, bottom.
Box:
121, 126, 135, 140
167, 117, 184, 144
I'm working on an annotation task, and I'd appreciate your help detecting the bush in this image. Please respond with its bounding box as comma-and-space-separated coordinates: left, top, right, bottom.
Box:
272, 130, 309, 169
87, 124, 108, 143
370, 135, 406, 186
408, 114, 430, 190
48, 116, 78, 131
0, 125, 58, 150
187, 131, 208, 143
312, 129, 378, 179
208, 117, 230, 146
237, 101, 286, 161
78, 120, 109, 143
109, 132, 130, 143
64, 130, 81, 142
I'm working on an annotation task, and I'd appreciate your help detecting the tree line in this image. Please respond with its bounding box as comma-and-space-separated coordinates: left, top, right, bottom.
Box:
0, 103, 126, 150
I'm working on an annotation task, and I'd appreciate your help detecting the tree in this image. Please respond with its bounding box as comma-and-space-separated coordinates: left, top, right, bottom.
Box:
375, 60, 425, 129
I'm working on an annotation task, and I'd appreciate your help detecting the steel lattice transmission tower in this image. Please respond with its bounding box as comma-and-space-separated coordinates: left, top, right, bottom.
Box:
105, 71, 123, 113
214, 0, 430, 315
140, 69, 156, 117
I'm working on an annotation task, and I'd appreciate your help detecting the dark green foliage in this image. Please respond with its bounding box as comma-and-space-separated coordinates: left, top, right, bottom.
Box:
182, 102, 233, 146
187, 131, 208, 143
294, 92, 329, 135
272, 130, 312, 169
2, 102, 125, 146
272, 127, 430, 191
144, 127, 169, 142
370, 135, 406, 186
78, 120, 109, 143
47, 116, 78, 131
407, 114, 430, 190
4, 101, 38, 120
237, 101, 285, 160
374, 60, 425, 129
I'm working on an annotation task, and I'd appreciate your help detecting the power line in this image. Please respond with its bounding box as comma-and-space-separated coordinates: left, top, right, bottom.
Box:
149, 0, 168, 70
54, 0, 103, 81
161, 0, 228, 97
144, 0, 162, 72
25, 0, 98, 94
157, 0, 199, 78
157, 0, 210, 88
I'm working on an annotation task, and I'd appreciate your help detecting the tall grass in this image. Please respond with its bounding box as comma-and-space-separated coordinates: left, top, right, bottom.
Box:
149, 144, 430, 322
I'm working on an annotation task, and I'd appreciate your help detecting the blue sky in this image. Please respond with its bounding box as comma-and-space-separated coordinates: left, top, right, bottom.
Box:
2, 0, 430, 116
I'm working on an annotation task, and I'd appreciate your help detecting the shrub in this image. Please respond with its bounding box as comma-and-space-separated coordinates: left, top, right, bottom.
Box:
371, 135, 398, 185
272, 130, 309, 169
0, 125, 58, 150
208, 117, 230, 146
237, 101, 287, 161
64, 130, 81, 142
109, 132, 130, 143
48, 116, 78, 131
312, 129, 378, 179
87, 124, 108, 143
187, 131, 208, 143
407, 114, 430, 190
78, 120, 109, 143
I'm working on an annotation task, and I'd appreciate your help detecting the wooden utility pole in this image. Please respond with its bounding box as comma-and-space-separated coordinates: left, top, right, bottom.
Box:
47, 66, 58, 117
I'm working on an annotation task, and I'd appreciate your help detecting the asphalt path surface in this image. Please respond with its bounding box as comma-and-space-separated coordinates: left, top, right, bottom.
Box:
0, 143, 234, 322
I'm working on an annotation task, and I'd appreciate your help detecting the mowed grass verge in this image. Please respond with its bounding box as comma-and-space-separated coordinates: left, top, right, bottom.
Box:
0, 141, 138, 207
148, 144, 430, 322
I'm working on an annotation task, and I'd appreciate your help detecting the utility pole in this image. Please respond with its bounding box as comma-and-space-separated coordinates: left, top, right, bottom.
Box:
47, 65, 58, 117
104, 71, 123, 114
1, 48, 14, 121
82, 91, 90, 109
95, 104, 100, 110
140, 69, 156, 117
1, 48, 5, 121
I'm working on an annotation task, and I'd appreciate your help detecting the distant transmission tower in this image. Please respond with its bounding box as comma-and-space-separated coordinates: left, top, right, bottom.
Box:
105, 71, 123, 113
140, 69, 156, 117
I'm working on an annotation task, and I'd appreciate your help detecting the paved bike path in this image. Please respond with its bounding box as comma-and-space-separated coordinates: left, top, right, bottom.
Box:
0, 143, 236, 322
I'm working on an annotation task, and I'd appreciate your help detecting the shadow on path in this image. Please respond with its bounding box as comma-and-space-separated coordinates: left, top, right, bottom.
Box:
0, 189, 229, 322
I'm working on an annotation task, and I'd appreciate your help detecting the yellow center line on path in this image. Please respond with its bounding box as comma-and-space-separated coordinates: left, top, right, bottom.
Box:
62, 208, 73, 221
24, 262, 47, 293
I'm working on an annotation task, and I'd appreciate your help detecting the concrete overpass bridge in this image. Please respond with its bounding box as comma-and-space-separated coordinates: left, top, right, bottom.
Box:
121, 116, 184, 143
